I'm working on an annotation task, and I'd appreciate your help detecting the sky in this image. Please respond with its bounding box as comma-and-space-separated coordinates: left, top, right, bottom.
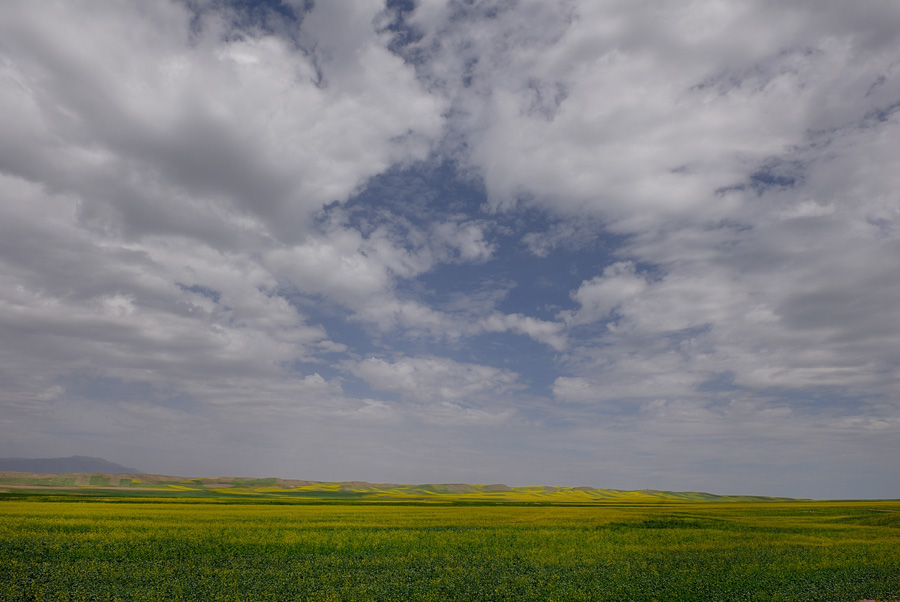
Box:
1, 0, 899, 500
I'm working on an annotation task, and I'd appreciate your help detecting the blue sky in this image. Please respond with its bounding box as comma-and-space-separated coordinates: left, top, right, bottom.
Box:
1, 0, 899, 499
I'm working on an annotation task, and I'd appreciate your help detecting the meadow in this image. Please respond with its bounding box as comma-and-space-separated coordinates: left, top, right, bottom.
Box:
1, 497, 899, 601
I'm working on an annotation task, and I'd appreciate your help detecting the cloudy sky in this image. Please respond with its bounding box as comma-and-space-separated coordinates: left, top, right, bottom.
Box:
2, 0, 899, 499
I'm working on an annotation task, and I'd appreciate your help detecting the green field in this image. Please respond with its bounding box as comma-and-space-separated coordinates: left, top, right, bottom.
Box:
1, 497, 899, 601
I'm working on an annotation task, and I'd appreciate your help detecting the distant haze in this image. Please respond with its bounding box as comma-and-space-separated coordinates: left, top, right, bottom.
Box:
1, 1, 899, 500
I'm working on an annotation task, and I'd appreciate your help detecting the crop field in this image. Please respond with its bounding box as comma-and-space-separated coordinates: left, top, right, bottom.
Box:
1, 497, 899, 601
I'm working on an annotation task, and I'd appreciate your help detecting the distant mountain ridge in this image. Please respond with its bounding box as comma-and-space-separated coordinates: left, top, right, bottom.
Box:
0, 456, 142, 474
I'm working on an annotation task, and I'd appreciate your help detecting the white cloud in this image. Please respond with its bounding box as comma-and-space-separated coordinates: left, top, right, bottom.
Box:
431, 220, 495, 263
404, 0, 900, 237
561, 262, 649, 326
346, 355, 521, 425
479, 312, 567, 351
552, 348, 705, 404
409, 0, 900, 410
0, 173, 340, 416
349, 355, 520, 401
267, 228, 418, 304
0, 0, 449, 417
0, 0, 445, 246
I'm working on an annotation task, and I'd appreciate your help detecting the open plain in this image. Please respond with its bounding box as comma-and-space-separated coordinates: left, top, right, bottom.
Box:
1, 487, 898, 601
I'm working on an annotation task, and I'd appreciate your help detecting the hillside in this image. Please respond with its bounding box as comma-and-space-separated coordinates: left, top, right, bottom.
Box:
0, 471, 796, 502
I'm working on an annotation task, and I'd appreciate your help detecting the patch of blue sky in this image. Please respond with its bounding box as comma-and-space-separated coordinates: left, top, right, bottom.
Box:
344, 161, 486, 228
407, 249, 585, 321
284, 356, 337, 375
275, 284, 381, 355
332, 160, 638, 398
750, 385, 890, 415
189, 0, 310, 31
716, 156, 806, 196
346, 161, 610, 318
466, 331, 562, 393
176, 282, 221, 304
695, 372, 738, 393
381, 0, 424, 57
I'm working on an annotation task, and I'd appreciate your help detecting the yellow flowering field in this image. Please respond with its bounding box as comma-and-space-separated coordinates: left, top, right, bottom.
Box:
1, 497, 898, 601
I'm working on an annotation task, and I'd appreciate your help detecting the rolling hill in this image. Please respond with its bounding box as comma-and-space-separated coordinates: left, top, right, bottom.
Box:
0, 469, 797, 502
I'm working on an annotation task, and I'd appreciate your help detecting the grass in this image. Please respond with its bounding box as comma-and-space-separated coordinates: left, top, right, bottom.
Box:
1, 496, 899, 601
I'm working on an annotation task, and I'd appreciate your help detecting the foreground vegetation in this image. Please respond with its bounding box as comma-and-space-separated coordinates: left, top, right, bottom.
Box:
1, 496, 898, 601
